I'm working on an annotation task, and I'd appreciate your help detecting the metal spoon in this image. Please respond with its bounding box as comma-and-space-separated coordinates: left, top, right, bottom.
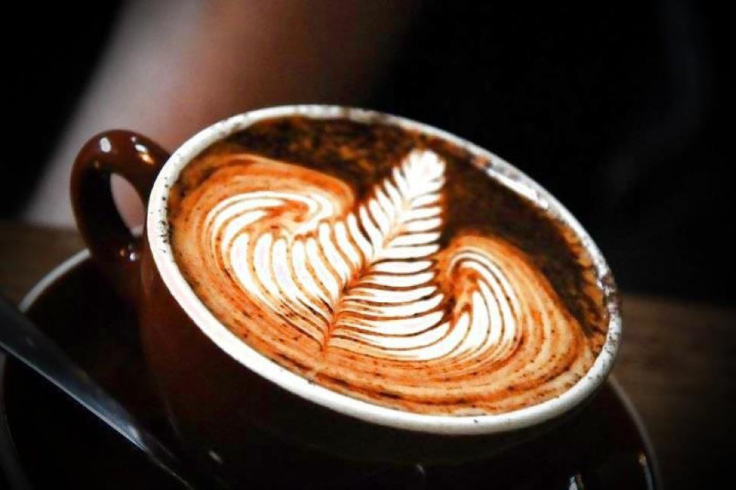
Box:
0, 294, 199, 489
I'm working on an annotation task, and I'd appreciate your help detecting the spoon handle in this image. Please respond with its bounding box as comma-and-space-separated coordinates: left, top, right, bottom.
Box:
0, 295, 196, 489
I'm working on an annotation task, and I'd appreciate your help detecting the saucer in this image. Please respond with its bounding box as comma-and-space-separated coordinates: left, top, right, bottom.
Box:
0, 251, 660, 489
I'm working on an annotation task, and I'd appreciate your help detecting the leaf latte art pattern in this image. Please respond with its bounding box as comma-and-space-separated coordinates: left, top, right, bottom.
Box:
170, 149, 597, 415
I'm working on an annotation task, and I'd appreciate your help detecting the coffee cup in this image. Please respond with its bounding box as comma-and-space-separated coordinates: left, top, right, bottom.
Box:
71, 105, 620, 486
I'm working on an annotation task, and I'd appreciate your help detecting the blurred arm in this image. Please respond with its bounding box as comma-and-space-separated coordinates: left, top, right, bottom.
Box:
23, 0, 415, 227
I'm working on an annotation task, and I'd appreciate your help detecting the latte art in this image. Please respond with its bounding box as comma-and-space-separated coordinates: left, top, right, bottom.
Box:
211, 150, 446, 358
170, 144, 599, 415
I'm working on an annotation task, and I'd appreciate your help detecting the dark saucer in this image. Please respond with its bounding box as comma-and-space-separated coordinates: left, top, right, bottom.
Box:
0, 252, 660, 489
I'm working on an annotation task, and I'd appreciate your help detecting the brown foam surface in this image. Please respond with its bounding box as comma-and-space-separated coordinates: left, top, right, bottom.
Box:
168, 117, 610, 415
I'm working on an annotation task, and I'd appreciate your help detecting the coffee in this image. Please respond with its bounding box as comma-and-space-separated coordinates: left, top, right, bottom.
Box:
167, 116, 608, 416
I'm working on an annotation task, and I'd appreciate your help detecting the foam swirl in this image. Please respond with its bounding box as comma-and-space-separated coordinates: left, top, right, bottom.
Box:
170, 149, 597, 414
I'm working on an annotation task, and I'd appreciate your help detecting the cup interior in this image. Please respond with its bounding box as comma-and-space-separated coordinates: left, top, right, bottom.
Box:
146, 105, 621, 436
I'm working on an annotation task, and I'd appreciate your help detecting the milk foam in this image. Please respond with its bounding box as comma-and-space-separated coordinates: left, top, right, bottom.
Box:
171, 149, 596, 414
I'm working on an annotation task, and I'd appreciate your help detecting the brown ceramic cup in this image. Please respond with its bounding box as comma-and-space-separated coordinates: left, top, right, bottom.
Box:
70, 106, 621, 486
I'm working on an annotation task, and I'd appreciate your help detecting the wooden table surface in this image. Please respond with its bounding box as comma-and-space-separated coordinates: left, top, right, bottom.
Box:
1, 221, 734, 489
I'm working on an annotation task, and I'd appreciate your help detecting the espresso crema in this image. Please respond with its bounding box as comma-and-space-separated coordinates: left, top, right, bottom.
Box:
168, 117, 609, 415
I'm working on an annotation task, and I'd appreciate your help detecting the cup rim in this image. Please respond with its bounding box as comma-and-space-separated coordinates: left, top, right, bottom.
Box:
147, 105, 621, 435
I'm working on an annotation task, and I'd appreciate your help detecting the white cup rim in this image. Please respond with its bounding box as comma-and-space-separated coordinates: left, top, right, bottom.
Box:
147, 105, 621, 435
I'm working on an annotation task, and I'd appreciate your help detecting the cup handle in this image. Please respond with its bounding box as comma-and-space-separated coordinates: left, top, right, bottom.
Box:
71, 130, 170, 305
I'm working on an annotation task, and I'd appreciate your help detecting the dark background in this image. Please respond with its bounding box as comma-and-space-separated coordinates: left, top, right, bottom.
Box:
5, 1, 733, 305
